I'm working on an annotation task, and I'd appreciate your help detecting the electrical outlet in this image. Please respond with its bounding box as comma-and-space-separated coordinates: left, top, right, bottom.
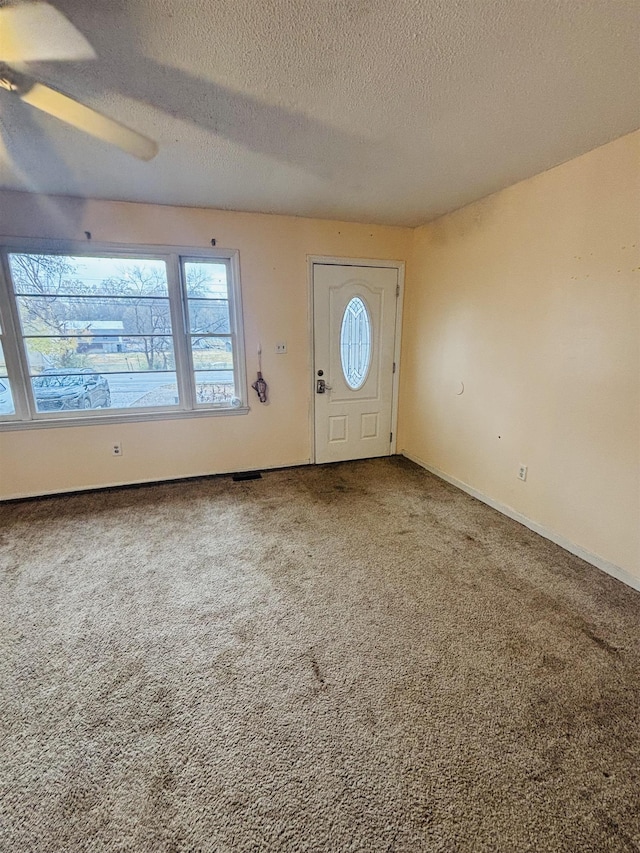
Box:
518, 465, 527, 481
275, 341, 287, 354
112, 442, 123, 457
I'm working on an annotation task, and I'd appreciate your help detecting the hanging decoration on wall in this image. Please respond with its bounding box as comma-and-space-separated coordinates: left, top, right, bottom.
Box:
251, 343, 268, 403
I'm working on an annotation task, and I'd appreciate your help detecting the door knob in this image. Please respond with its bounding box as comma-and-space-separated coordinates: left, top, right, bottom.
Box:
316, 379, 332, 393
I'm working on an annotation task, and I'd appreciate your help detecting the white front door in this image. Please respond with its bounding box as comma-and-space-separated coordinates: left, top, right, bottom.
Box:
313, 262, 400, 464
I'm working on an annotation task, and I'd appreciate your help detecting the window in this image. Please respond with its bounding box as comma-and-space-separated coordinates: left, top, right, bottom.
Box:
183, 259, 236, 407
0, 243, 247, 427
340, 296, 371, 390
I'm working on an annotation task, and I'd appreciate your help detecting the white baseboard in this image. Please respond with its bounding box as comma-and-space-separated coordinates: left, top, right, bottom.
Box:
2, 458, 312, 502
402, 451, 640, 594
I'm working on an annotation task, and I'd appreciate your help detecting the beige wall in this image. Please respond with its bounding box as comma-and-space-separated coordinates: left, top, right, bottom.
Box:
0, 192, 411, 498
399, 130, 640, 581
2, 132, 638, 583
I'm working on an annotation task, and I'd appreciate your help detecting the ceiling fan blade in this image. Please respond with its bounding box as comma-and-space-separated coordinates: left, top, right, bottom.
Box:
20, 82, 158, 160
0, 2, 95, 62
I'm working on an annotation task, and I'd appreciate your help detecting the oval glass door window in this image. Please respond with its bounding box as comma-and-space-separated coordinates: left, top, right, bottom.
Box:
340, 296, 372, 390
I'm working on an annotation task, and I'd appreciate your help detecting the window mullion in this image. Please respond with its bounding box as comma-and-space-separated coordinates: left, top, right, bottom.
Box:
228, 252, 248, 408
166, 253, 194, 410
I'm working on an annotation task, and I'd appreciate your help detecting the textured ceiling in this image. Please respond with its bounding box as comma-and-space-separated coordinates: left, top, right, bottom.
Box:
1, 0, 639, 226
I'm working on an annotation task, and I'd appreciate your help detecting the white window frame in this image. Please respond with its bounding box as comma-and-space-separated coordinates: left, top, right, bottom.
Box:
0, 238, 249, 430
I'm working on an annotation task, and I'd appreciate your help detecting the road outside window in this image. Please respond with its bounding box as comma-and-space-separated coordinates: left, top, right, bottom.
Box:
0, 246, 246, 425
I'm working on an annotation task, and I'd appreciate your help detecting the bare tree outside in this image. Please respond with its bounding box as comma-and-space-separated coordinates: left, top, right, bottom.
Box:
6, 253, 235, 411
102, 264, 173, 371
10, 254, 88, 368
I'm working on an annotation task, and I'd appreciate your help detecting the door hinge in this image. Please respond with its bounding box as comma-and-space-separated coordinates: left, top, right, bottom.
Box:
390, 432, 393, 443
392, 362, 396, 373
396, 284, 400, 297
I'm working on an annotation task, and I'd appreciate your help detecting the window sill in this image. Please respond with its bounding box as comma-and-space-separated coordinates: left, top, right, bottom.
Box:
0, 406, 250, 432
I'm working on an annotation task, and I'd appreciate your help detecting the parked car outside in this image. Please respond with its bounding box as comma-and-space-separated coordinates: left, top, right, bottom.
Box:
33, 369, 111, 412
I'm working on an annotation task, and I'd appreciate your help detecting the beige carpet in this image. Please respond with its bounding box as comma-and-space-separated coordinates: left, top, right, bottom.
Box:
1, 456, 639, 852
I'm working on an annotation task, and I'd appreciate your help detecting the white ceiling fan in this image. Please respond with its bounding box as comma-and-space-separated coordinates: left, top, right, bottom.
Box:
0, 1, 158, 160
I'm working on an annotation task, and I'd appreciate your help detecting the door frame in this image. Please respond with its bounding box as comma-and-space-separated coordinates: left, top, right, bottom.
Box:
307, 255, 405, 464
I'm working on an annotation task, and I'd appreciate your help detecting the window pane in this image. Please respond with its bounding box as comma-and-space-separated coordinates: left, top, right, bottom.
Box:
194, 370, 236, 405
9, 255, 168, 297
340, 296, 372, 390
8, 253, 180, 413
32, 370, 112, 413
184, 262, 228, 298
183, 259, 238, 409
0, 376, 15, 415
30, 370, 180, 412
24, 337, 176, 374
102, 372, 180, 409
0, 342, 15, 415
187, 300, 230, 334
190, 335, 232, 352
16, 295, 172, 337
191, 343, 233, 372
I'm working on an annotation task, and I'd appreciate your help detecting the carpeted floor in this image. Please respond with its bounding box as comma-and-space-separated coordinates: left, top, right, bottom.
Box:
1, 456, 639, 852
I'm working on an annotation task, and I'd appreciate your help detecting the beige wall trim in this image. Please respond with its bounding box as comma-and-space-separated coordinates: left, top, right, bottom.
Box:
402, 451, 640, 595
